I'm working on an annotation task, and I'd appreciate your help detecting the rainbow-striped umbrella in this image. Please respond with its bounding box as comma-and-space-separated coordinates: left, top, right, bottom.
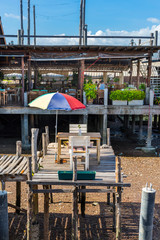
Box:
29, 92, 85, 111
29, 92, 86, 143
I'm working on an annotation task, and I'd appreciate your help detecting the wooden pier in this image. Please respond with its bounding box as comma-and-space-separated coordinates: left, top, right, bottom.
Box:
27, 139, 130, 240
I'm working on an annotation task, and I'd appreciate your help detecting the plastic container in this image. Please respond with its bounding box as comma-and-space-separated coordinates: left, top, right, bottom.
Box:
58, 171, 96, 180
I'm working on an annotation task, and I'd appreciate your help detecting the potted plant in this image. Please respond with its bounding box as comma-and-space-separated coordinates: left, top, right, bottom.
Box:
109, 90, 128, 105
128, 90, 145, 105
83, 82, 97, 104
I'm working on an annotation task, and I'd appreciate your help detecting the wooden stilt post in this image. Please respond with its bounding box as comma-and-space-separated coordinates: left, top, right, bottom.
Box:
16, 141, 22, 156
31, 128, 39, 219
139, 115, 143, 140
116, 190, 121, 240
31, 128, 39, 174
72, 156, 78, 239
44, 185, 49, 240
115, 156, 122, 240
27, 157, 33, 240
72, 187, 78, 240
45, 126, 50, 147
16, 182, 21, 215
50, 185, 53, 203
42, 133, 47, 156
107, 128, 110, 146
132, 115, 136, 133
113, 192, 116, 232
147, 53, 152, 87
137, 59, 140, 88
16, 141, 22, 214
107, 186, 110, 205
81, 186, 86, 217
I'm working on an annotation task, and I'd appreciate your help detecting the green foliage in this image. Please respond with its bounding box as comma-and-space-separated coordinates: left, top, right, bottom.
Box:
114, 77, 119, 83
139, 83, 146, 90
127, 90, 145, 101
110, 90, 129, 101
110, 90, 145, 101
38, 163, 44, 171
83, 82, 97, 100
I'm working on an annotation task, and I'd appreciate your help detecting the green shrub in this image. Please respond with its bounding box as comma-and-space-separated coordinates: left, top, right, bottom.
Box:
110, 90, 128, 101
127, 90, 145, 101
110, 90, 145, 101
139, 83, 146, 91
83, 82, 97, 100
114, 77, 119, 83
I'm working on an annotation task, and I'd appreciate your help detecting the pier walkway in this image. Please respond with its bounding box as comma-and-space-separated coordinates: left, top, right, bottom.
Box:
32, 143, 116, 184
26, 142, 130, 240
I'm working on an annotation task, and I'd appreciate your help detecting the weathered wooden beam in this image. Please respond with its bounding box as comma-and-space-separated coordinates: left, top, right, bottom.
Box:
72, 186, 78, 240
45, 126, 50, 147
107, 186, 110, 205
81, 186, 85, 217
27, 181, 131, 187
42, 133, 47, 156
16, 141, 22, 157
31, 128, 39, 173
44, 185, 49, 240
8, 202, 27, 213
27, 157, 33, 240
72, 157, 77, 182
16, 140, 22, 214
113, 192, 116, 232
0, 174, 27, 182
16, 182, 21, 214
107, 128, 110, 146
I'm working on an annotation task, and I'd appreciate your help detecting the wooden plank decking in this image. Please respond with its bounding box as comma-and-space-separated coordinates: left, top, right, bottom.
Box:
32, 143, 117, 185
0, 154, 42, 181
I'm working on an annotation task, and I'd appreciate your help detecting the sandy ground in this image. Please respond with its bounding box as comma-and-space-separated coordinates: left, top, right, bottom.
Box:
4, 156, 160, 240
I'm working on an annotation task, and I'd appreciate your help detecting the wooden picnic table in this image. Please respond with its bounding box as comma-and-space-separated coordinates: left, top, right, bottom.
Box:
57, 132, 101, 164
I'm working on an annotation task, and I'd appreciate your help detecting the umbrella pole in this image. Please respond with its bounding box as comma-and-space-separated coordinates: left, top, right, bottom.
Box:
55, 110, 58, 161
55, 110, 58, 143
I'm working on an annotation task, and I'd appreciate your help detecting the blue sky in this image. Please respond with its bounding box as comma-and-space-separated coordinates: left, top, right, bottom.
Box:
1, 0, 160, 45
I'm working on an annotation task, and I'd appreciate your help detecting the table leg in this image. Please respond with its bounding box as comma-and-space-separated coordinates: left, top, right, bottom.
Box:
96, 139, 100, 164
57, 138, 61, 163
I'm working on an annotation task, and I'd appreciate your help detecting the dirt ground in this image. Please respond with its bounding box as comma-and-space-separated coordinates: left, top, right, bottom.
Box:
5, 156, 160, 240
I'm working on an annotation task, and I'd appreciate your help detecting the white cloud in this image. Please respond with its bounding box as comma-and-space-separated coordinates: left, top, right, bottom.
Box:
4, 13, 26, 20
147, 17, 160, 24
36, 24, 160, 46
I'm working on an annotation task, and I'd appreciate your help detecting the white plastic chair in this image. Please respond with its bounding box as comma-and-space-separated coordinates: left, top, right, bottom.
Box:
69, 136, 90, 171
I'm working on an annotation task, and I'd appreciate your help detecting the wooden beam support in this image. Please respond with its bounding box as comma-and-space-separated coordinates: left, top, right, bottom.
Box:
72, 187, 78, 240
81, 186, 86, 217
16, 182, 21, 214
44, 185, 49, 240
137, 59, 140, 88
78, 60, 84, 101
147, 53, 152, 87
107, 186, 110, 205
27, 157, 33, 240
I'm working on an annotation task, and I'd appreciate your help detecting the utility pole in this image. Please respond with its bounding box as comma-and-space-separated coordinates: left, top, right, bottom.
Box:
82, 0, 86, 45
33, 5, 36, 46
20, 0, 24, 44
27, 0, 30, 45
79, 0, 83, 45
